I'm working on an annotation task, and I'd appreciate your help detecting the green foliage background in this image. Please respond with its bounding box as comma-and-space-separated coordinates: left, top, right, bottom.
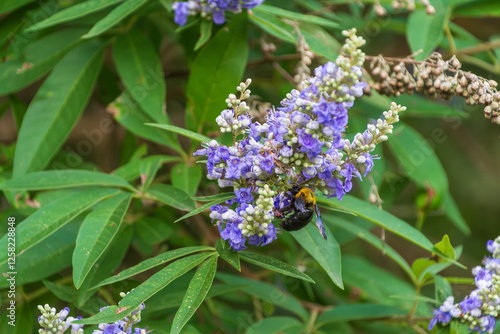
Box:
1, 0, 500, 333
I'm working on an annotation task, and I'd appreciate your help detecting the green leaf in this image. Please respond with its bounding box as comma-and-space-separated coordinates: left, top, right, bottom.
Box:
146, 123, 212, 143
216, 273, 309, 321
0, 0, 36, 14
186, 13, 248, 132
191, 192, 235, 202
0, 222, 78, 288
175, 194, 235, 223
442, 191, 471, 236
171, 255, 218, 334
0, 188, 119, 266
434, 235, 456, 260
25, 0, 123, 32
0, 28, 87, 95
148, 184, 196, 211
299, 23, 340, 62
387, 123, 448, 198
215, 239, 240, 271
8, 95, 27, 130
317, 304, 406, 327
239, 251, 315, 283
171, 163, 202, 197
92, 246, 214, 289
453, 0, 500, 16
83, 0, 148, 38
407, 3, 450, 60
109, 93, 183, 153
73, 192, 132, 288
324, 195, 435, 254
139, 158, 163, 191
76, 225, 133, 307
342, 255, 418, 310
194, 20, 213, 51
75, 252, 215, 325
290, 223, 343, 289
113, 32, 167, 123
0, 170, 134, 191
325, 215, 416, 284
13, 40, 106, 176
246, 316, 304, 334
145, 284, 251, 312
434, 275, 452, 304
248, 9, 295, 43
113, 155, 181, 181
255, 5, 338, 28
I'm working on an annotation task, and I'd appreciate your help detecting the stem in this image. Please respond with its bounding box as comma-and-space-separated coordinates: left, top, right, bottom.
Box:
444, 23, 456, 55
306, 308, 319, 333
408, 284, 422, 325
454, 39, 500, 56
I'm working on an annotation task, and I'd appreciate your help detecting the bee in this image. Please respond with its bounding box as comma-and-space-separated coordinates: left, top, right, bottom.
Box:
277, 186, 327, 240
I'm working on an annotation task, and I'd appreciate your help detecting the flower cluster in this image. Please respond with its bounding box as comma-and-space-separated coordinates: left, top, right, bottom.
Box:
38, 305, 83, 334
38, 293, 149, 334
195, 29, 403, 251
429, 237, 500, 333
367, 52, 500, 124
172, 0, 264, 26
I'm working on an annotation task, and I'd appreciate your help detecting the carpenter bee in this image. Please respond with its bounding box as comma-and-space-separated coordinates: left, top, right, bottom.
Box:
277, 186, 327, 240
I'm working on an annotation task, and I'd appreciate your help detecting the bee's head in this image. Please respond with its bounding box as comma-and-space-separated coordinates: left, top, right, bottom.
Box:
296, 188, 316, 207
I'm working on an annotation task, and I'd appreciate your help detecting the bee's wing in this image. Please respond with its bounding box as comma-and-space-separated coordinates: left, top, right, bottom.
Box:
313, 204, 327, 240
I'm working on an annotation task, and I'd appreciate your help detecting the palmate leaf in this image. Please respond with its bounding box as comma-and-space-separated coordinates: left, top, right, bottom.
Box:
186, 13, 248, 132
92, 246, 214, 289
246, 316, 304, 334
25, 0, 123, 32
73, 192, 133, 288
175, 193, 235, 223
171, 163, 202, 197
321, 195, 435, 253
13, 40, 106, 176
113, 32, 167, 124
0, 188, 120, 266
75, 252, 215, 325
407, 4, 450, 60
148, 184, 196, 211
0, 170, 134, 191
290, 223, 343, 289
215, 239, 241, 271
216, 273, 309, 321
0, 0, 36, 14
0, 28, 87, 95
316, 304, 407, 327
83, 0, 149, 38
171, 255, 218, 334
387, 123, 449, 199
0, 221, 78, 288
109, 93, 183, 154
239, 251, 314, 283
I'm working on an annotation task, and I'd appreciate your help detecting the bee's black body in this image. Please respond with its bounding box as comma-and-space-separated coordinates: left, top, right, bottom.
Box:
278, 185, 327, 240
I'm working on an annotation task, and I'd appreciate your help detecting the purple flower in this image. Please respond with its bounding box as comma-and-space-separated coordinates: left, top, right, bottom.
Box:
235, 187, 254, 203
241, 0, 264, 8
428, 308, 452, 330
259, 155, 274, 174
248, 223, 277, 246
213, 9, 225, 24
460, 296, 482, 312
226, 157, 243, 179
474, 267, 493, 289
173, 2, 190, 26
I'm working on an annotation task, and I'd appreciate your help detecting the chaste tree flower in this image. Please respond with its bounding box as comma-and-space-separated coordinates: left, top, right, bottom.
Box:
38, 292, 150, 334
38, 305, 83, 334
172, 0, 264, 26
429, 237, 500, 333
194, 29, 403, 251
